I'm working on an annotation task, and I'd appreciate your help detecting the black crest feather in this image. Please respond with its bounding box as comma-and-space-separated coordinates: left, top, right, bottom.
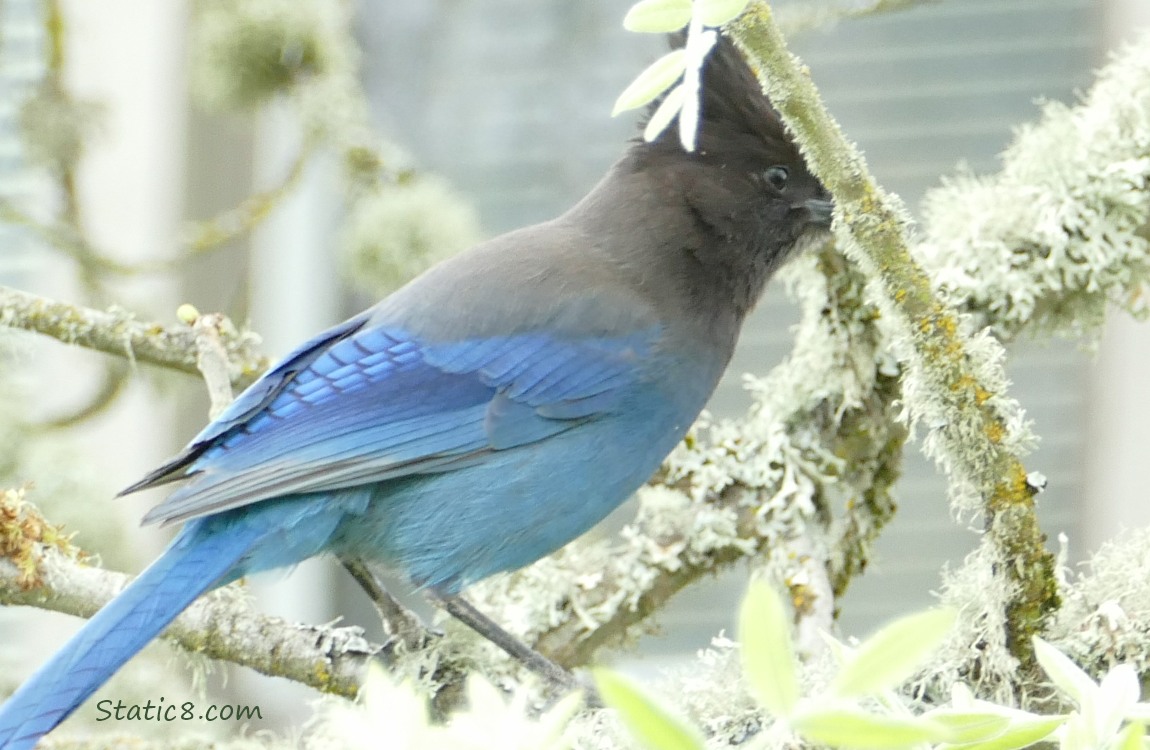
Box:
638, 33, 795, 163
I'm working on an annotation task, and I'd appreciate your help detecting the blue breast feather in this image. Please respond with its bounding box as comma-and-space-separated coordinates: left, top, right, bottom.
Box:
139, 315, 657, 526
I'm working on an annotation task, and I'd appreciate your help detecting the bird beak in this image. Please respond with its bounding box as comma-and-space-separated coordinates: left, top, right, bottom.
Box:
804, 198, 835, 228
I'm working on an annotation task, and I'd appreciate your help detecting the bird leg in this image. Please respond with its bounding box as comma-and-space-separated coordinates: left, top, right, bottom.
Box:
340, 558, 432, 651
426, 591, 598, 704
341, 559, 597, 704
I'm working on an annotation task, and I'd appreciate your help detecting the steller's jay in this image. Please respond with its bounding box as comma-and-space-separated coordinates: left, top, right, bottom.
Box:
0, 34, 832, 748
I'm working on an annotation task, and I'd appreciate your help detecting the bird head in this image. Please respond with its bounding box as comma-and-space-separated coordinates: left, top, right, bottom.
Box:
630, 33, 834, 314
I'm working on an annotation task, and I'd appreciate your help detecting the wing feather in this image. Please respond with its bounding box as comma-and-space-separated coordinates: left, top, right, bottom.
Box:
131, 319, 657, 526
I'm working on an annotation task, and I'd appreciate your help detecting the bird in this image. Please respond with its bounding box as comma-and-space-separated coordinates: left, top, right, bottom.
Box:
0, 33, 832, 748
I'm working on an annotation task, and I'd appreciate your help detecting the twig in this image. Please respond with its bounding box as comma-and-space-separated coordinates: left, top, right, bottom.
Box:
0, 487, 379, 695
179, 147, 311, 257
30, 361, 131, 431
188, 311, 237, 418
0, 148, 310, 277
0, 285, 268, 390
0, 202, 139, 277
533, 531, 761, 667
730, 4, 1058, 667
784, 534, 836, 658
519, 470, 877, 669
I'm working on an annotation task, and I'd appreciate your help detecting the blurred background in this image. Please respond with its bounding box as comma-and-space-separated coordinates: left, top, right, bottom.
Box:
1, 0, 1148, 743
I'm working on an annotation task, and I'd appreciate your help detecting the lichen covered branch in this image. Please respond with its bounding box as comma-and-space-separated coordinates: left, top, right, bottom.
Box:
0, 286, 268, 390
0, 488, 465, 701
473, 247, 903, 668
0, 547, 379, 698
730, 3, 1057, 671
918, 34, 1150, 341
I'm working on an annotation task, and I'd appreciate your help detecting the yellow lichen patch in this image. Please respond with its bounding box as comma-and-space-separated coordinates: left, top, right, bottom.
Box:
0, 486, 81, 589
950, 373, 976, 393
788, 582, 818, 617
989, 464, 1033, 514
312, 660, 335, 692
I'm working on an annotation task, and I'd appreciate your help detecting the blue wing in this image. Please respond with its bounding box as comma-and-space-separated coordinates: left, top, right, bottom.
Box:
132, 315, 657, 526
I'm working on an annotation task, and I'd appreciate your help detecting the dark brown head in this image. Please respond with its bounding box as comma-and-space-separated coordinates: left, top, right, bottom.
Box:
617, 33, 833, 317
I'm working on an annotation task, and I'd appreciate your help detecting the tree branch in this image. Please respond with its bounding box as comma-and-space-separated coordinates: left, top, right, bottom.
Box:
184, 309, 238, 418
0, 286, 268, 391
31, 361, 131, 431
0, 486, 473, 701
178, 146, 311, 259
730, 4, 1058, 669
0, 546, 378, 697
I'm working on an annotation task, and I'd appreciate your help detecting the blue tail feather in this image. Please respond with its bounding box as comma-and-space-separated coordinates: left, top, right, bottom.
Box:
0, 519, 264, 750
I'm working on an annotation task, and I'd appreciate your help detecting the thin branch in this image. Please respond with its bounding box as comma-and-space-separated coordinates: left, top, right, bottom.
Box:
178, 147, 311, 258
188, 310, 238, 418
530, 487, 771, 667
0, 149, 309, 278
0, 285, 268, 390
0, 544, 378, 697
730, 4, 1058, 668
916, 33, 1150, 340
340, 559, 431, 653
0, 202, 139, 277
29, 361, 131, 431
0, 487, 459, 701
42, 0, 80, 233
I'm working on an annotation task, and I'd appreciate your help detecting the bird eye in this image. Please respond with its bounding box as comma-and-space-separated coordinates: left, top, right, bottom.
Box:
763, 166, 789, 191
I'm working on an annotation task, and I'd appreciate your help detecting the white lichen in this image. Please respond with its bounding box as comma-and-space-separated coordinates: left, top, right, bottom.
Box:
917, 32, 1150, 343
917, 541, 1020, 706
1046, 527, 1150, 680
341, 175, 483, 296
191, 0, 343, 112
306, 667, 580, 750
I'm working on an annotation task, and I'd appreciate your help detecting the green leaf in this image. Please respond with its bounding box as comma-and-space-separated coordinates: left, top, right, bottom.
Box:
924, 710, 1011, 744
793, 706, 948, 749
831, 608, 957, 698
695, 0, 752, 27
940, 715, 1064, 750
1032, 637, 1096, 707
1115, 721, 1145, 750
738, 581, 799, 718
1098, 664, 1141, 742
623, 0, 692, 33
594, 668, 705, 750
642, 84, 685, 143
612, 50, 687, 116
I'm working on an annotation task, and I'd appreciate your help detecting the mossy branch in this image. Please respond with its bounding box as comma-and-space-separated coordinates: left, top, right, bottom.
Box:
529, 486, 773, 667
0, 488, 476, 703
180, 146, 311, 257
0, 146, 310, 279
729, 4, 1058, 668
0, 544, 378, 698
0, 286, 268, 390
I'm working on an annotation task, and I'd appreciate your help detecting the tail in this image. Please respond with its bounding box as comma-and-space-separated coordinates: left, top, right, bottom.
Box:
0, 519, 264, 749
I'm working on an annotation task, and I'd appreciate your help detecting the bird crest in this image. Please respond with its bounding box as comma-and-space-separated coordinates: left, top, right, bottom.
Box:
640, 34, 796, 164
